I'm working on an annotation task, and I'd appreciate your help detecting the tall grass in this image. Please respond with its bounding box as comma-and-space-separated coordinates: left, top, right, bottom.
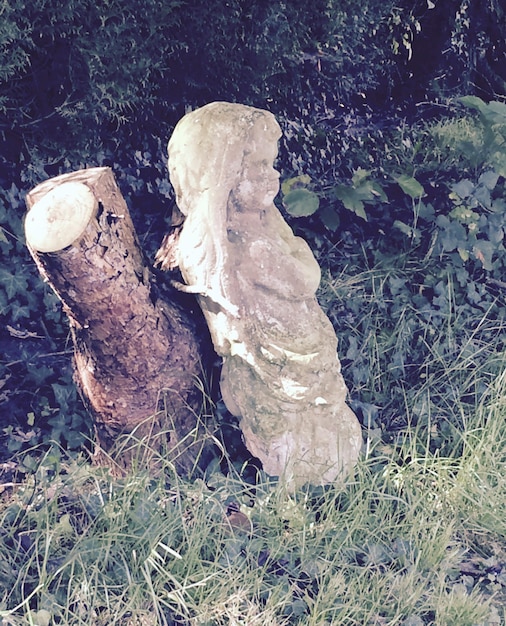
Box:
0, 381, 504, 625
0, 260, 505, 625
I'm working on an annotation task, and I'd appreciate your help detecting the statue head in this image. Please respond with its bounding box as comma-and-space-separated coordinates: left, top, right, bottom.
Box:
168, 102, 282, 218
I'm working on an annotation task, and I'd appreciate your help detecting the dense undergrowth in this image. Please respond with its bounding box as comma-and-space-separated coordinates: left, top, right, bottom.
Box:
1, 1, 506, 623
1, 99, 506, 623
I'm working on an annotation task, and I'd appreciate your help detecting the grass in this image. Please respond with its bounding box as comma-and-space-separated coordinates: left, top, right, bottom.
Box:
1, 395, 505, 623
1, 399, 504, 626
1, 258, 506, 625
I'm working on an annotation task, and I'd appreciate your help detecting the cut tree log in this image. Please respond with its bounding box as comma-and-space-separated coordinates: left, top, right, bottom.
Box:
25, 167, 214, 475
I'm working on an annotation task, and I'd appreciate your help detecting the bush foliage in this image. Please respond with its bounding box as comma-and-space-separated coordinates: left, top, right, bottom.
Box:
2, 0, 503, 158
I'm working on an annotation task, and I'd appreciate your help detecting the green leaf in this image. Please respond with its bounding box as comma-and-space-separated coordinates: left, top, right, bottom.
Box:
334, 186, 368, 221
28, 365, 55, 387
369, 181, 388, 203
281, 174, 311, 196
479, 170, 499, 191
458, 248, 470, 262
473, 240, 495, 270
396, 175, 425, 199
351, 168, 371, 187
417, 202, 435, 222
459, 95, 488, 115
0, 268, 29, 299
318, 205, 340, 231
393, 220, 420, 240
488, 100, 506, 117
452, 179, 474, 199
436, 215, 467, 252
283, 188, 319, 217
11, 302, 31, 322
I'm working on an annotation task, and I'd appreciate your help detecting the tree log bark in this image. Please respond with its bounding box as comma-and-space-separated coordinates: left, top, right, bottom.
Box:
25, 167, 213, 475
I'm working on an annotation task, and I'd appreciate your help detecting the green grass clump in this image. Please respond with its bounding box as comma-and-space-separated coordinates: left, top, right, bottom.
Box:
0, 362, 504, 626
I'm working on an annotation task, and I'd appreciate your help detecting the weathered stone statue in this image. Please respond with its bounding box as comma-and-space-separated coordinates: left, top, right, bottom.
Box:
158, 101, 362, 487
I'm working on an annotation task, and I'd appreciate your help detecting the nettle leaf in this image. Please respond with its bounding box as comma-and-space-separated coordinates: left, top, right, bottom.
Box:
283, 188, 320, 217
396, 175, 425, 199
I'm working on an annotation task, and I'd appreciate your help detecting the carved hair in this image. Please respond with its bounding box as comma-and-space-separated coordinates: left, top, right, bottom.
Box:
168, 102, 281, 296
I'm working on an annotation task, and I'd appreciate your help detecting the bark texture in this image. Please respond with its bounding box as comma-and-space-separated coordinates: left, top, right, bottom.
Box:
25, 167, 213, 475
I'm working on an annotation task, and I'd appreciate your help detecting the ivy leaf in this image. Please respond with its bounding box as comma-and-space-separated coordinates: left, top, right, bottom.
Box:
28, 365, 55, 387
0, 268, 29, 299
11, 302, 31, 322
396, 175, 425, 199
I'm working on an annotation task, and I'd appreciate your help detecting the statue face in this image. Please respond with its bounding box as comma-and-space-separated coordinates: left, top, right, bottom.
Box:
235, 138, 281, 210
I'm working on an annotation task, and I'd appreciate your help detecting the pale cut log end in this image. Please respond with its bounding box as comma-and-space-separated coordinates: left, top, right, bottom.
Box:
25, 181, 98, 253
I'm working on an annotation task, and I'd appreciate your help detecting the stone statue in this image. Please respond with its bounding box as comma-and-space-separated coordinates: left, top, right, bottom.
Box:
161, 101, 362, 487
